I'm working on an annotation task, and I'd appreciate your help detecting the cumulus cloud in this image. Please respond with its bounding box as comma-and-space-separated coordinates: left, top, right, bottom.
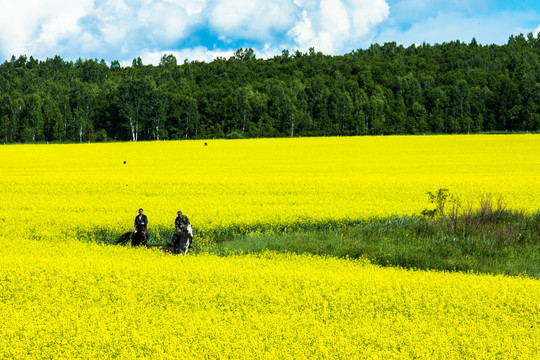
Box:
137, 2, 193, 44
289, 0, 389, 53
0, 0, 205, 61
0, 0, 93, 59
289, 11, 316, 47
0, 0, 391, 63
0, 0, 538, 65
10, 0, 537, 65
207, 0, 299, 41
81, 0, 201, 57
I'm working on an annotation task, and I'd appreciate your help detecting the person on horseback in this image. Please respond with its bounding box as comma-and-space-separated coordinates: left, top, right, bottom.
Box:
133, 208, 148, 244
170, 210, 191, 254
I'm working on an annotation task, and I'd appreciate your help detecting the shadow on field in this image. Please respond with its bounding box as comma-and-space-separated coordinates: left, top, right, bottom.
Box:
147, 243, 175, 253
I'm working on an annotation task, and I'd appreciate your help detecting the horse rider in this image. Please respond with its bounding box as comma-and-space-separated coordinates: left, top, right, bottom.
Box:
170, 210, 191, 254
134, 208, 148, 239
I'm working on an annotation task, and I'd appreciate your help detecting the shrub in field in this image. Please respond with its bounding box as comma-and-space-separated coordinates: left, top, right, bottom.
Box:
420, 188, 450, 218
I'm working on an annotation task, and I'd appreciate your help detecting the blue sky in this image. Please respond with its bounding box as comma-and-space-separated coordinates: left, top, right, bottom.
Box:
0, 0, 538, 66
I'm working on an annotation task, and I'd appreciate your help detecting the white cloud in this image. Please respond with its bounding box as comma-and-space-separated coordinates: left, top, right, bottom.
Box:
0, 0, 93, 59
350, 0, 391, 37
23, 0, 540, 65
0, 0, 390, 63
0, 0, 205, 61
1, 0, 538, 65
289, 0, 390, 53
534, 24, 540, 36
207, 0, 299, 41
163, 0, 206, 16
316, 0, 351, 52
136, 2, 193, 44
289, 10, 316, 47
92, 0, 135, 47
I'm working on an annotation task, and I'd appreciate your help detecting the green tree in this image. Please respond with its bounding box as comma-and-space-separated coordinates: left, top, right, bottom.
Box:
233, 48, 256, 61
42, 95, 64, 141
71, 80, 97, 142
265, 78, 294, 136
25, 93, 44, 141
235, 86, 255, 134
368, 86, 389, 135
0, 34, 538, 141
329, 88, 353, 135
159, 54, 178, 67
410, 101, 428, 133
0, 114, 8, 143
117, 77, 157, 141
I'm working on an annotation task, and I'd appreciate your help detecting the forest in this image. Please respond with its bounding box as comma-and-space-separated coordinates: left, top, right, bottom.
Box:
0, 33, 539, 143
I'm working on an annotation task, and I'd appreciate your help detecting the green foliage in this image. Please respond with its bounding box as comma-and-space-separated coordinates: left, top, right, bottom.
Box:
1, 34, 539, 143
421, 188, 450, 218
210, 211, 540, 278
190, 192, 539, 277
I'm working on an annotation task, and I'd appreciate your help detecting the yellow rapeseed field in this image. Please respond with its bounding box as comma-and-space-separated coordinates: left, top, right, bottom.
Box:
1, 134, 539, 359
0, 134, 538, 240
1, 239, 540, 359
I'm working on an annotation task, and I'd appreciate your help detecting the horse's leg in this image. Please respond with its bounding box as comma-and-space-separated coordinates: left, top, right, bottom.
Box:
170, 232, 179, 254
141, 231, 146, 247
132, 232, 142, 247
178, 232, 188, 254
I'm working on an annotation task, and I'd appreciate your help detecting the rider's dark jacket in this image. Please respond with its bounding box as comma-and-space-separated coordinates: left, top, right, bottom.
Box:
175, 215, 190, 230
134, 214, 148, 229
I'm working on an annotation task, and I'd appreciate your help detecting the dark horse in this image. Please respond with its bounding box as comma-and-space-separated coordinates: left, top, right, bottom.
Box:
116, 223, 149, 247
116, 225, 193, 255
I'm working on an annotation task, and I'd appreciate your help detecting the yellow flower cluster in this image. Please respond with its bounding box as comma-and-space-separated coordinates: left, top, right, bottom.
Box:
0, 134, 538, 241
1, 239, 539, 359
1, 135, 539, 358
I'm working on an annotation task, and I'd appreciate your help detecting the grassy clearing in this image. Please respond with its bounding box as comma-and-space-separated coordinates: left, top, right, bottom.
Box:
99, 193, 540, 278
209, 202, 540, 278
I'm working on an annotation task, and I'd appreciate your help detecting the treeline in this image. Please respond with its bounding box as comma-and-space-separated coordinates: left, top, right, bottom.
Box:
1, 33, 539, 143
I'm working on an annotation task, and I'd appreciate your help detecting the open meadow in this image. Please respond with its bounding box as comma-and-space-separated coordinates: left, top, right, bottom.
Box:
1, 134, 539, 359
